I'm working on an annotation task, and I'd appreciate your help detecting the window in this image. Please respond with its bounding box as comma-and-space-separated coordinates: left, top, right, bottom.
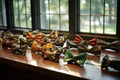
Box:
0, 0, 7, 27
79, 0, 117, 35
40, 0, 69, 31
13, 0, 31, 29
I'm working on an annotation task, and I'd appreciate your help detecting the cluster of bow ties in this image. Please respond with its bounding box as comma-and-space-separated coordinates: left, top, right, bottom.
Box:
1, 30, 120, 67
1, 30, 27, 55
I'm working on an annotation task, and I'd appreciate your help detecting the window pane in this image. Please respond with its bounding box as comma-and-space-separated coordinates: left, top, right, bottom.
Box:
50, 15, 59, 30
14, 14, 20, 27
105, 0, 117, 16
80, 0, 117, 35
26, 0, 31, 14
91, 16, 103, 33
20, 14, 26, 28
0, 14, 2, 26
40, 0, 69, 31
41, 14, 49, 29
26, 14, 32, 28
91, 0, 103, 15
60, 0, 68, 14
13, 0, 18, 14
13, 0, 31, 28
0, 0, 7, 26
40, 0, 49, 13
80, 16, 90, 33
80, 0, 90, 15
50, 0, 59, 14
61, 15, 69, 31
19, 0, 26, 14
105, 16, 116, 34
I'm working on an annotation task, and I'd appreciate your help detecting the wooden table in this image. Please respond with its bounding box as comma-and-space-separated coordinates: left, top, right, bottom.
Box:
0, 45, 120, 80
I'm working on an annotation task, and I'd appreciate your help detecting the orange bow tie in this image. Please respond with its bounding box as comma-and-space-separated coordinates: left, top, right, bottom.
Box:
26, 32, 44, 43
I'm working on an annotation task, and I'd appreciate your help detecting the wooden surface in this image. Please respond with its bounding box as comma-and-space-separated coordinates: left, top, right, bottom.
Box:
0, 45, 120, 80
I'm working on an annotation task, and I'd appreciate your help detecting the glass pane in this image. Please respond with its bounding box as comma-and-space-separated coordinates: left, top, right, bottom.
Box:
20, 14, 26, 28
13, 0, 18, 14
0, 14, 2, 26
61, 15, 69, 31
41, 14, 49, 29
19, 0, 25, 14
80, 16, 90, 33
80, 0, 90, 15
0, 0, 7, 26
50, 0, 59, 14
60, 0, 68, 14
105, 0, 117, 16
105, 16, 116, 34
40, 0, 49, 13
50, 15, 59, 30
26, 0, 31, 14
91, 0, 103, 15
14, 14, 20, 27
26, 14, 32, 28
2, 13, 7, 26
91, 16, 103, 33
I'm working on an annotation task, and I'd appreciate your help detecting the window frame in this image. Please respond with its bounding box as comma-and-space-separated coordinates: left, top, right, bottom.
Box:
1, 0, 120, 39
69, 0, 120, 39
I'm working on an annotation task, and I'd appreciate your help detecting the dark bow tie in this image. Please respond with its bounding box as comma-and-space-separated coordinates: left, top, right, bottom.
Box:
101, 55, 120, 71
78, 45, 101, 56
97, 39, 120, 52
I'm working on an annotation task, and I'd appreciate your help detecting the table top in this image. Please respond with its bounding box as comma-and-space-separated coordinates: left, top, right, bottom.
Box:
0, 45, 120, 80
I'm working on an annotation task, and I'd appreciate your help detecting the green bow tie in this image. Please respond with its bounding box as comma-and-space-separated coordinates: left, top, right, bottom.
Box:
64, 50, 87, 66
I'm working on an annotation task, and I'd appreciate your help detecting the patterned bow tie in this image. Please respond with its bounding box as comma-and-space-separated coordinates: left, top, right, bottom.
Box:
31, 41, 60, 62
97, 39, 120, 52
101, 55, 120, 71
64, 50, 87, 66
20, 38, 33, 47
78, 45, 101, 56
73, 34, 97, 46
11, 43, 27, 55
26, 32, 44, 43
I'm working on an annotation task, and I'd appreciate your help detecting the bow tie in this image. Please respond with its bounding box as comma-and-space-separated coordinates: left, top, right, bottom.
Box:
101, 55, 120, 71
97, 39, 120, 52
11, 43, 27, 55
73, 34, 97, 46
20, 38, 33, 47
78, 45, 101, 56
64, 50, 87, 66
43, 51, 60, 62
26, 32, 44, 43
31, 42, 61, 62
